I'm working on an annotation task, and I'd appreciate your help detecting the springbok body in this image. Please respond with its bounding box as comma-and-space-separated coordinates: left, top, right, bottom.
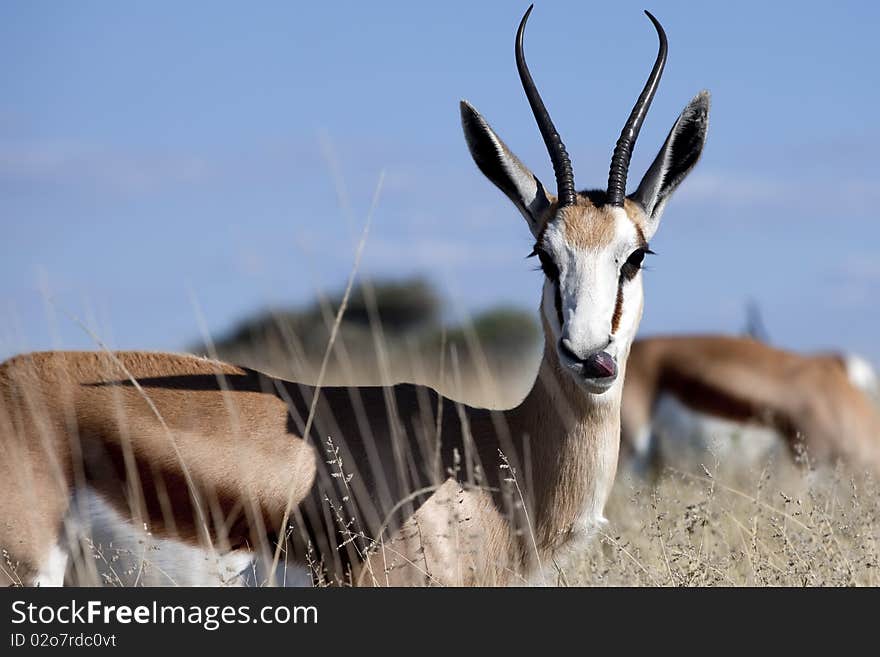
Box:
0, 7, 709, 586
620, 335, 880, 475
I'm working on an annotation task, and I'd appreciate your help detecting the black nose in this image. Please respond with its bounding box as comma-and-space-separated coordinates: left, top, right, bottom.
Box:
558, 339, 617, 379
583, 351, 617, 379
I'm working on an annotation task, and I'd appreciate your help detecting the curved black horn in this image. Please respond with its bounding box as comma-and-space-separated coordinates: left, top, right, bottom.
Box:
606, 10, 668, 207
516, 5, 577, 208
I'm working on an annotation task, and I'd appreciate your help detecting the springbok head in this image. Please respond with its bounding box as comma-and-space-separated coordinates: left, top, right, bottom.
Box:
461, 6, 709, 395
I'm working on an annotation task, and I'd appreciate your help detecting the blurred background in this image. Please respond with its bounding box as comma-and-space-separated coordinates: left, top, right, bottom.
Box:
5, 0, 880, 587
2, 0, 878, 376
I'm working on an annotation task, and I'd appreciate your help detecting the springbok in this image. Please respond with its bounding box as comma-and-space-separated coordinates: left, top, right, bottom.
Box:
620, 335, 880, 476
0, 7, 709, 586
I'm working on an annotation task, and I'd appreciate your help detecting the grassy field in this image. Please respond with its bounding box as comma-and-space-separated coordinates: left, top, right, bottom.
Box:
572, 462, 879, 586
197, 284, 880, 587
57, 448, 880, 587
7, 281, 877, 587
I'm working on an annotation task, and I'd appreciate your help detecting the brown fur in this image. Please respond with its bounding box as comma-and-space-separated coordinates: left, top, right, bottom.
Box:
560, 201, 617, 250
620, 335, 880, 471
611, 283, 626, 335
544, 195, 648, 251
623, 198, 649, 246
0, 323, 621, 585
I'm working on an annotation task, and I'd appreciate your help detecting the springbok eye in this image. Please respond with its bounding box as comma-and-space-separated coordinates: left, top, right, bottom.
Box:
621, 247, 652, 281
530, 246, 560, 282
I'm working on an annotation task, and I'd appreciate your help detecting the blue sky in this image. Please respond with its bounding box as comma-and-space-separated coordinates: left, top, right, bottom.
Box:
2, 0, 879, 364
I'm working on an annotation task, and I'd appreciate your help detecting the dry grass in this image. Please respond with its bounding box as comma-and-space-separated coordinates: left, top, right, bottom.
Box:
570, 459, 879, 586
34, 301, 876, 587
59, 454, 880, 587
8, 132, 876, 588
4, 298, 876, 588
207, 335, 880, 587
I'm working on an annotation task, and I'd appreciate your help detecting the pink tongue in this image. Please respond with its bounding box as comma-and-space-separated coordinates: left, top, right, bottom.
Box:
584, 351, 617, 379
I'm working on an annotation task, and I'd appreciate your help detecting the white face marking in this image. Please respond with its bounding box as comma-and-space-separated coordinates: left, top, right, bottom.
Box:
539, 206, 646, 395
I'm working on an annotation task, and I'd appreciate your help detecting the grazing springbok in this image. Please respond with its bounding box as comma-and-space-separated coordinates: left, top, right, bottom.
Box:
620, 335, 880, 476
0, 7, 709, 586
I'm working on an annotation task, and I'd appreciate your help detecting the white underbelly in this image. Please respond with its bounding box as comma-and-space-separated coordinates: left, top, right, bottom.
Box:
63, 489, 310, 587
653, 394, 783, 470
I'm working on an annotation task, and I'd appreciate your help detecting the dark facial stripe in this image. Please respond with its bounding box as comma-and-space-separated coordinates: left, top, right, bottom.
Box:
535, 247, 559, 281
611, 278, 625, 334
553, 281, 564, 327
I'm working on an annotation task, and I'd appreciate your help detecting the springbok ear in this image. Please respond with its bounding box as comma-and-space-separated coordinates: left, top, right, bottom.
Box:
630, 91, 710, 238
461, 100, 550, 237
